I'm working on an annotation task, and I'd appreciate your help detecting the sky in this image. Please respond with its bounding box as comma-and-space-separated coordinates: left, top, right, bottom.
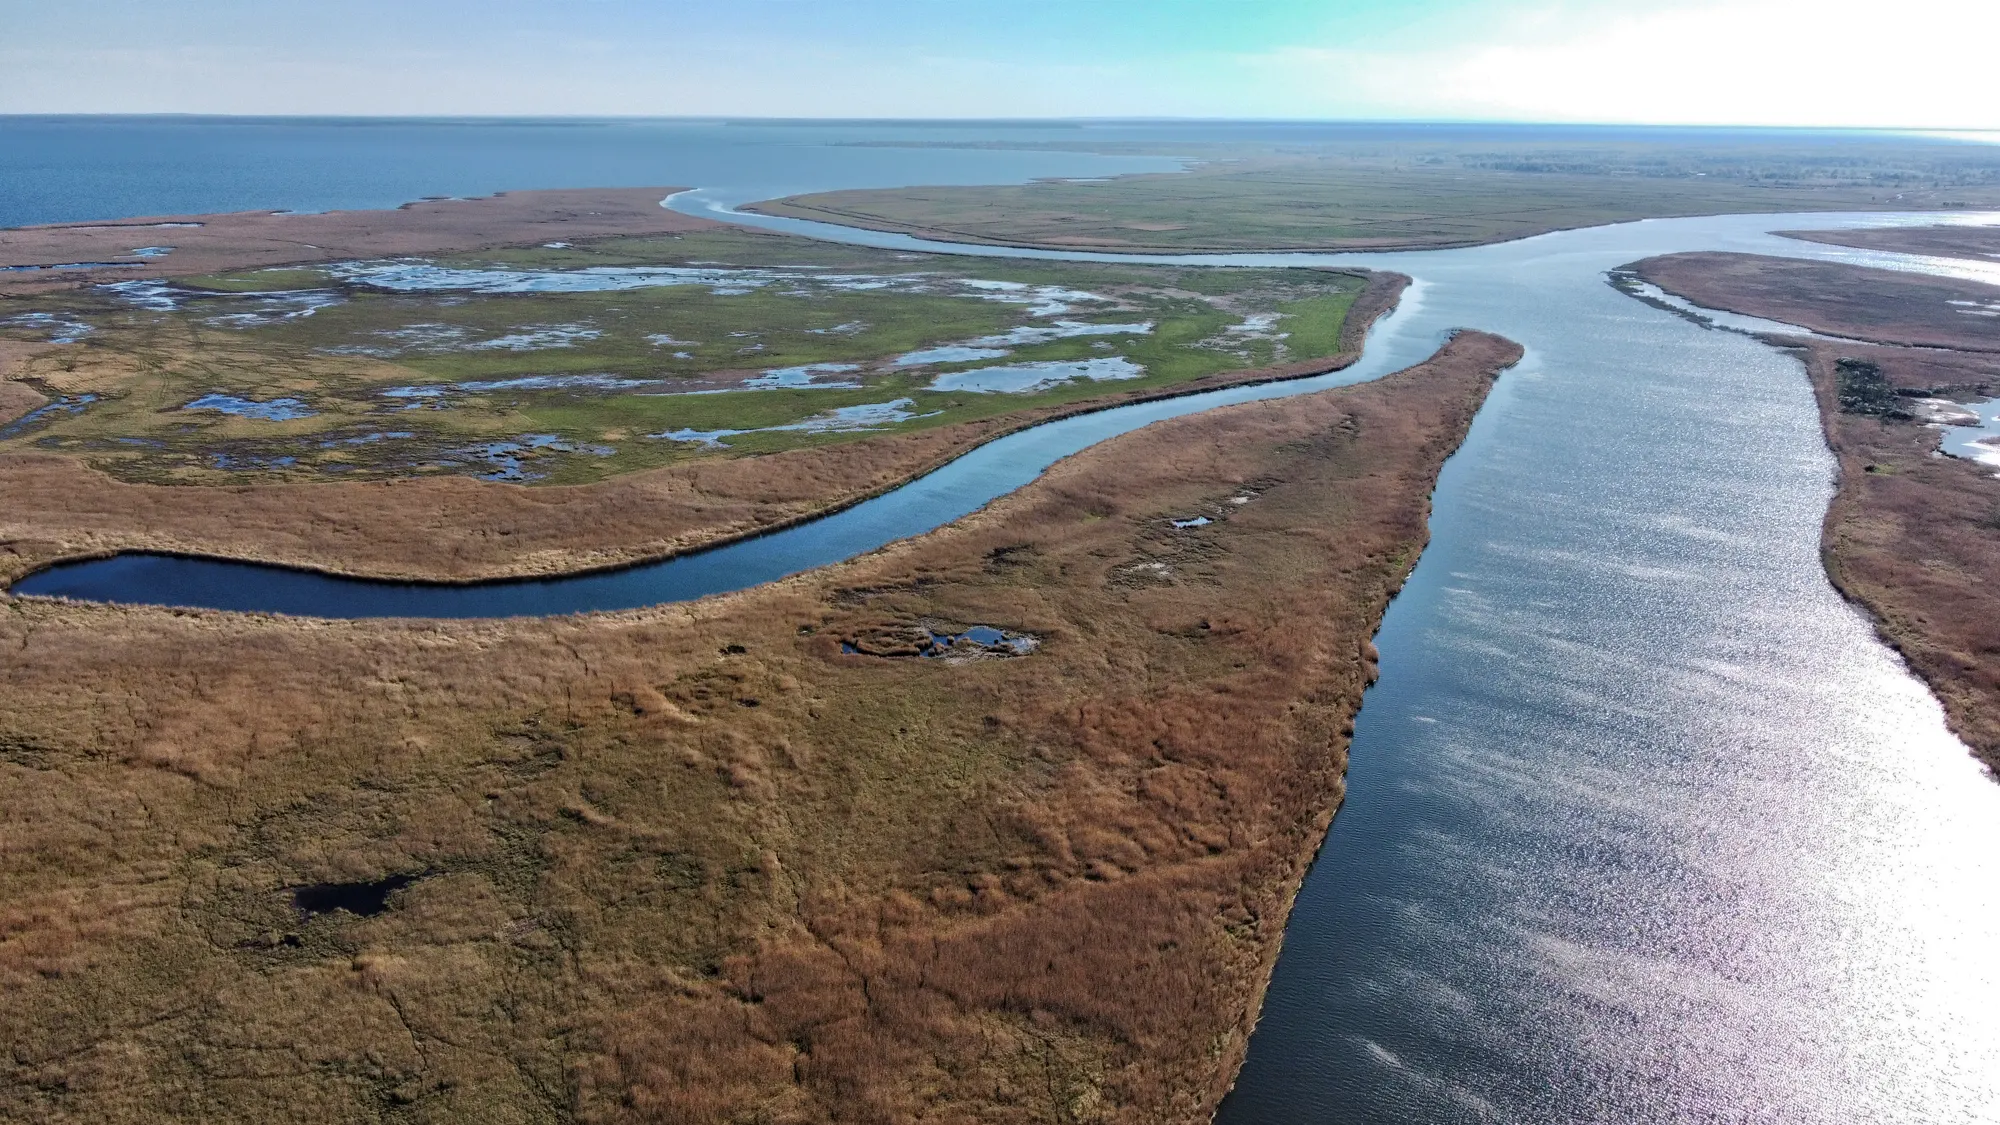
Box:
1, 0, 1995, 129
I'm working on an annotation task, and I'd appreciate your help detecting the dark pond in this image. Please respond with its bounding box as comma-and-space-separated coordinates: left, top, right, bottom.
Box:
291, 873, 423, 919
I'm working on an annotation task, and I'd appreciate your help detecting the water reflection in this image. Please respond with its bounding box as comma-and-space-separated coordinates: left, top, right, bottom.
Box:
685, 200, 2000, 1123
18, 184, 2000, 1120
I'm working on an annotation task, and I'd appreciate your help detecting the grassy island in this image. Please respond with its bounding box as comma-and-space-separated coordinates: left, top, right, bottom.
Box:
748, 135, 2000, 253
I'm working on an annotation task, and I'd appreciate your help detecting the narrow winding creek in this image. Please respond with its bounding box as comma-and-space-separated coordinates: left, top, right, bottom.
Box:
12, 140, 2000, 1121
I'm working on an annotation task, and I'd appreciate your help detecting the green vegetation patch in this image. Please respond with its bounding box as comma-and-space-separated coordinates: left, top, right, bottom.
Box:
180, 267, 335, 293
0, 227, 1364, 486
1835, 357, 1915, 419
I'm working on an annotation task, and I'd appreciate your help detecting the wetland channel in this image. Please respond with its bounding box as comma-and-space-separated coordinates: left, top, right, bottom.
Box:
12, 143, 2000, 1121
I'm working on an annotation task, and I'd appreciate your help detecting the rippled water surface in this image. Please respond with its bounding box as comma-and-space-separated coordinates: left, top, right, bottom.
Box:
9, 121, 2000, 1122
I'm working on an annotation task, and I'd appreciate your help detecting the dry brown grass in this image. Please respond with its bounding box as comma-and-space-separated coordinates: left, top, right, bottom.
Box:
0, 188, 720, 297
0, 329, 1515, 1123
1780, 225, 2000, 265
1, 275, 1406, 585
1632, 252, 2000, 352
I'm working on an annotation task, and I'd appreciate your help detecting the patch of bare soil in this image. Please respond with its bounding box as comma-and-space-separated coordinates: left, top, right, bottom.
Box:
1636, 251, 2000, 777
1630, 252, 2000, 352
0, 331, 1517, 1123
1, 274, 1407, 585
0, 188, 720, 296
1780, 224, 2000, 266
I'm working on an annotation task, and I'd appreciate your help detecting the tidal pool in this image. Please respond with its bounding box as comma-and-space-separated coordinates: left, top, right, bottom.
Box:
929, 355, 1144, 393
0, 393, 96, 439
181, 393, 318, 421
1928, 394, 2000, 469
652, 397, 931, 447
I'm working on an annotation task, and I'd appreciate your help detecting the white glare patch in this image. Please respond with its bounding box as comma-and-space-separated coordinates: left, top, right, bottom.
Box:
329, 262, 783, 295
894, 321, 1153, 367
957, 279, 1113, 317
377, 373, 655, 398
973, 320, 1153, 346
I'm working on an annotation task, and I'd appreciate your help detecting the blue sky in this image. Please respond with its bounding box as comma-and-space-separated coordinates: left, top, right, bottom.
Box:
1, 0, 1993, 128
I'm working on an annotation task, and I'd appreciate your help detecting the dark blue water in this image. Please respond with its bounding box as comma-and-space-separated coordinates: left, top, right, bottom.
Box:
0, 116, 1178, 229
7, 119, 2000, 1123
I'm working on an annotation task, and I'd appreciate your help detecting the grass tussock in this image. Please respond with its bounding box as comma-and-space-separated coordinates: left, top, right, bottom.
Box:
0, 331, 1517, 1122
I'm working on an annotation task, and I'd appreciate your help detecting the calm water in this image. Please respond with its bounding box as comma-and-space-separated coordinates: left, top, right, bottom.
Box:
0, 116, 1179, 228
8, 120, 2000, 1124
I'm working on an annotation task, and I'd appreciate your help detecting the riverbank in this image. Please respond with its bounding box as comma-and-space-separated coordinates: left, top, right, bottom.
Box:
1630, 251, 2000, 775
0, 330, 1517, 1123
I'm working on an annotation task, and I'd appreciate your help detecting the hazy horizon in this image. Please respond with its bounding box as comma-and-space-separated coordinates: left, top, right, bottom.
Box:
3, 0, 1993, 130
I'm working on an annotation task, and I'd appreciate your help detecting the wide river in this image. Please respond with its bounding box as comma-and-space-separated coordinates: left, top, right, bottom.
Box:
9, 120, 2000, 1123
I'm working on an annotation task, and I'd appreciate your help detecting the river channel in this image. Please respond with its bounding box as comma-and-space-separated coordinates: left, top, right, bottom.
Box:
11, 129, 2000, 1120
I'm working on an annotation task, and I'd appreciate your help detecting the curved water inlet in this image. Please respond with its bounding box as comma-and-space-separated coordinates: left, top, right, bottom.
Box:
8, 281, 1441, 617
